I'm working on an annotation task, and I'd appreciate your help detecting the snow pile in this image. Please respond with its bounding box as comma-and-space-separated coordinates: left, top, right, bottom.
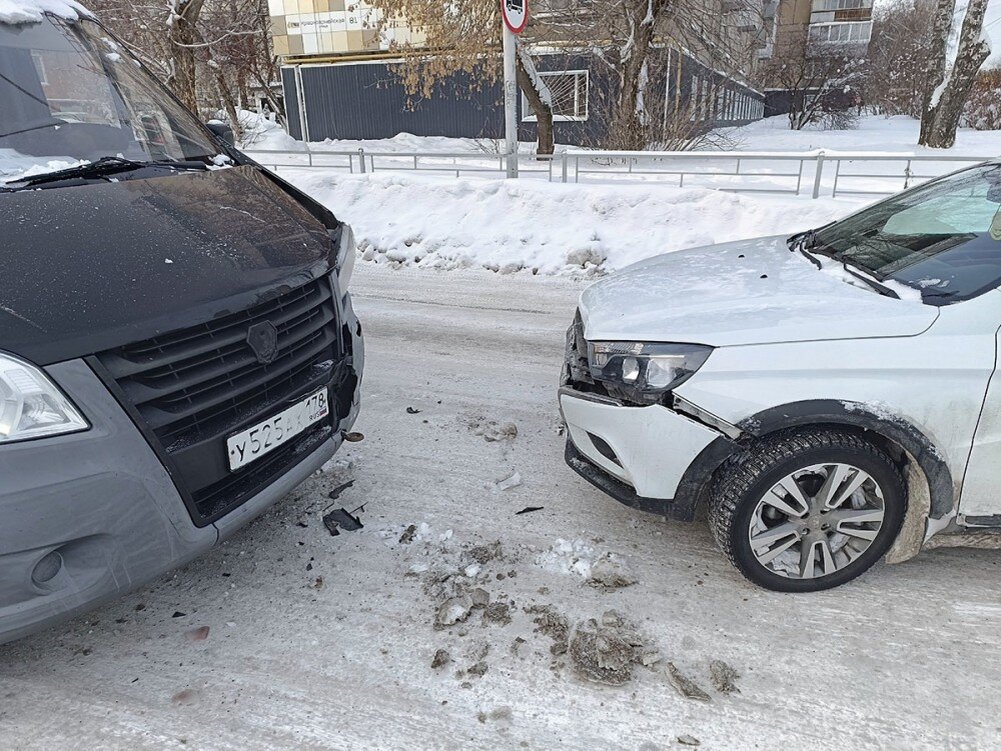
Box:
282, 169, 858, 274
718, 114, 1001, 156
0, 0, 90, 24
237, 109, 507, 155
537, 538, 598, 578
236, 111, 303, 152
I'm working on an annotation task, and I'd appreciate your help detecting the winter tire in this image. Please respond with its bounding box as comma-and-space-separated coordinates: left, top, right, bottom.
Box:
708, 429, 907, 592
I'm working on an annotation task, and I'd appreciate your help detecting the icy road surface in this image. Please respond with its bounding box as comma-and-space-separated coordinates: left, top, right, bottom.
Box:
2, 264, 1000, 750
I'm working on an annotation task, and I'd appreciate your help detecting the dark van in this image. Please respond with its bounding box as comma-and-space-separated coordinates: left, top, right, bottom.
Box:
0, 4, 363, 643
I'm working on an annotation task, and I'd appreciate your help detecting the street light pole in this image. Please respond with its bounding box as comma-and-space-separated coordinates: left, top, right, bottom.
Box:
502, 23, 518, 179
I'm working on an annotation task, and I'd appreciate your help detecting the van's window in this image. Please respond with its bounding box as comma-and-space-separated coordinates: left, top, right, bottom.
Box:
814, 164, 1001, 304
0, 16, 217, 182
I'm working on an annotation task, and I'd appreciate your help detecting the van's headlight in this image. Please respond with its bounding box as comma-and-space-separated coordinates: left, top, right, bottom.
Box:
332, 224, 357, 292
587, 342, 712, 405
0, 353, 88, 443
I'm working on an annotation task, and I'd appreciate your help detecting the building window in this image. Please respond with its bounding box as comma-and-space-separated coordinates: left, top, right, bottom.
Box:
812, 0, 868, 11
522, 70, 589, 121
808, 20, 872, 43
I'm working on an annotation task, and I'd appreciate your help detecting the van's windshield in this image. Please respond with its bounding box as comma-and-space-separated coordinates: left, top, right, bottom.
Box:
0, 15, 218, 184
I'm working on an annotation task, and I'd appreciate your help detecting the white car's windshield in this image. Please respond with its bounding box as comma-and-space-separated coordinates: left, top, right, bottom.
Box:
813, 163, 1001, 304
0, 15, 217, 183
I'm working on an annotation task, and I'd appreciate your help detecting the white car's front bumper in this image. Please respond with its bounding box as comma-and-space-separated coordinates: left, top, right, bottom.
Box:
559, 387, 731, 519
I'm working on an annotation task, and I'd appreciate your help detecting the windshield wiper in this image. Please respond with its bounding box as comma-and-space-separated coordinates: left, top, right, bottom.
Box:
2, 156, 209, 190
790, 228, 905, 300
788, 224, 835, 269
839, 264, 901, 299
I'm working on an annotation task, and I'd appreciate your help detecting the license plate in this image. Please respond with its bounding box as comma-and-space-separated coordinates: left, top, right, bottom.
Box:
226, 388, 329, 471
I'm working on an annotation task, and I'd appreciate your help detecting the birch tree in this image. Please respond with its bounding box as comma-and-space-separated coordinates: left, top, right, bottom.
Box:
368, 0, 557, 154
919, 0, 992, 148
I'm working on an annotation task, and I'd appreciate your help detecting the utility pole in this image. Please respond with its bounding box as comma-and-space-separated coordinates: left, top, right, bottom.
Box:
502, 24, 518, 178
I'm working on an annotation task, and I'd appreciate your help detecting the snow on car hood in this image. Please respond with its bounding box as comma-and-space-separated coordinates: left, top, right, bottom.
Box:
579, 235, 940, 347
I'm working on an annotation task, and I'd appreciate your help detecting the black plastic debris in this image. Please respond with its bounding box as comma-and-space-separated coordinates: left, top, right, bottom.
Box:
406, 406, 422, 415
343, 432, 365, 443
516, 506, 544, 516
328, 481, 354, 502
172, 611, 186, 618
323, 508, 364, 535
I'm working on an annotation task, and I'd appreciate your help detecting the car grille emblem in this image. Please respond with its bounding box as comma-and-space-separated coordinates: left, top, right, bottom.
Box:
247, 321, 279, 365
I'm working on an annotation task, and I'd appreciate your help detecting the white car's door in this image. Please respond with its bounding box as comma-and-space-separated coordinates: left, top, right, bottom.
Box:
958, 296, 1001, 521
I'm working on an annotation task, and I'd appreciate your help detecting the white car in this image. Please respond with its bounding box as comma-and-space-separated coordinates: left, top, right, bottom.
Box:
560, 160, 1001, 591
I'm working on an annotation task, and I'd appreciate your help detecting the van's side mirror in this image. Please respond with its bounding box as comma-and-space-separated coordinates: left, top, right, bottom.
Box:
206, 121, 235, 146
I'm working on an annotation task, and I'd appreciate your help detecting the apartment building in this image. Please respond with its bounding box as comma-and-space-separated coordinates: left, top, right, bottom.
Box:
758, 0, 872, 113
761, 0, 873, 63
267, 0, 422, 60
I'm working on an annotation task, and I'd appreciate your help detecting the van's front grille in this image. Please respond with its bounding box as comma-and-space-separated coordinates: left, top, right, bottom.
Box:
96, 277, 344, 525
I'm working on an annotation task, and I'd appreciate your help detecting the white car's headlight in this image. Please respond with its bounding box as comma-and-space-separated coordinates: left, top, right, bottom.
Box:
0, 353, 88, 443
587, 342, 712, 405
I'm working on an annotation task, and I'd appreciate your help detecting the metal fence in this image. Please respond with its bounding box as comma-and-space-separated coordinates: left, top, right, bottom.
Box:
242, 146, 995, 199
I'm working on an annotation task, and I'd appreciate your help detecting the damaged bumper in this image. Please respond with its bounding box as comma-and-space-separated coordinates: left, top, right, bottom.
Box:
559, 386, 738, 521
0, 307, 363, 646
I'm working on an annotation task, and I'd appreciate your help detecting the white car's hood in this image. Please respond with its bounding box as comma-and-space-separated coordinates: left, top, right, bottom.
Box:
580, 236, 940, 347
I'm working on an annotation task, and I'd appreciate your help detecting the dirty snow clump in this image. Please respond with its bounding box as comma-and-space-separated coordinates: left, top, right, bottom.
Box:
536, 539, 637, 589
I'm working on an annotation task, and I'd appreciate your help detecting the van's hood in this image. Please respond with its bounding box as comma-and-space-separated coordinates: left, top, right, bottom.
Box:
580, 236, 939, 347
0, 166, 335, 365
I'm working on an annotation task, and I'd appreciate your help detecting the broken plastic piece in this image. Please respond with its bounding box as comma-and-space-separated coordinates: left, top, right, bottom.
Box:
342, 431, 365, 443
406, 406, 422, 414
327, 480, 354, 501
324, 508, 364, 534
516, 506, 544, 515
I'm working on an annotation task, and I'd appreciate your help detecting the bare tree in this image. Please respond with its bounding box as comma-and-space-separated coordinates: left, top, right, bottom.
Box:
963, 67, 1001, 130
763, 29, 865, 130
865, 0, 935, 117
166, 0, 206, 112
367, 0, 556, 154
90, 0, 279, 132
531, 0, 769, 148
919, 0, 991, 148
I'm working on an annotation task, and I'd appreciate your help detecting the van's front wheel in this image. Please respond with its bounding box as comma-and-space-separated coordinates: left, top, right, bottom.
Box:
708, 430, 906, 592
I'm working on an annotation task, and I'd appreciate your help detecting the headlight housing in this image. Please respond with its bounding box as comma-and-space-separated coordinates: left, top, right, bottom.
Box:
332, 224, 357, 292
587, 342, 712, 405
0, 353, 88, 443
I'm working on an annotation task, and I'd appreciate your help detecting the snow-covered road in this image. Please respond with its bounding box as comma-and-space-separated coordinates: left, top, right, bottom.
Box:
2, 264, 1000, 750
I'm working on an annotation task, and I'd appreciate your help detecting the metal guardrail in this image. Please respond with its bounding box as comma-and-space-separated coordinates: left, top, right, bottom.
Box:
242, 146, 995, 199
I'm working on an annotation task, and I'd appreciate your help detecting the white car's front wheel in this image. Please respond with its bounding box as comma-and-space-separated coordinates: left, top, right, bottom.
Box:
709, 430, 907, 592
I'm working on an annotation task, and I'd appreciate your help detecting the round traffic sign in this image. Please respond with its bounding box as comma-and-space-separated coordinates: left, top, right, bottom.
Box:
501, 0, 529, 34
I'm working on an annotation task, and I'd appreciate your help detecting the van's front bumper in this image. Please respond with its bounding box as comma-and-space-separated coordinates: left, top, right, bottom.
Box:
0, 320, 362, 646
559, 386, 737, 521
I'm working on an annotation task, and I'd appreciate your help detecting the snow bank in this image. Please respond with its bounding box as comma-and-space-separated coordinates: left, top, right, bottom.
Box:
282, 169, 862, 274
0, 0, 90, 24
718, 114, 1001, 156
238, 110, 530, 155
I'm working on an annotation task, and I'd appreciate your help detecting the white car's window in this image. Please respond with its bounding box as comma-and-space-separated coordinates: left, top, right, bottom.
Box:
815, 164, 1001, 304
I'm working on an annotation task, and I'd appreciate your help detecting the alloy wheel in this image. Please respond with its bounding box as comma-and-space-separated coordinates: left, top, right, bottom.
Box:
747, 463, 886, 580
